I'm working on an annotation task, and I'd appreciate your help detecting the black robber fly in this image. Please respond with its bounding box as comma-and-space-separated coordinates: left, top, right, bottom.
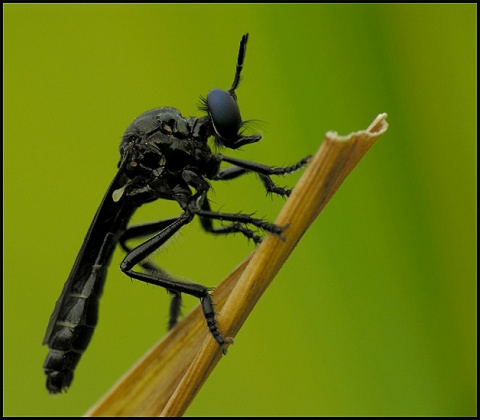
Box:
43, 33, 310, 394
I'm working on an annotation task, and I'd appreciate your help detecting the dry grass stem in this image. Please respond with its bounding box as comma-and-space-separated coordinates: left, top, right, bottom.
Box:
85, 113, 389, 417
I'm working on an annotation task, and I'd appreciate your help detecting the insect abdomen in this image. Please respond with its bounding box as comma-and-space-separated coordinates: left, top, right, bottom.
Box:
43, 264, 107, 393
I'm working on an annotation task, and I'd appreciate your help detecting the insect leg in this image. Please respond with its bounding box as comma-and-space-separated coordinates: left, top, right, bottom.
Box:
182, 169, 284, 237
212, 165, 250, 181
119, 217, 179, 274
214, 166, 292, 197
217, 154, 310, 176
193, 206, 284, 237
214, 155, 311, 197
119, 217, 185, 329
120, 212, 231, 351
198, 199, 263, 243
258, 174, 293, 197
120, 217, 181, 245
167, 290, 182, 330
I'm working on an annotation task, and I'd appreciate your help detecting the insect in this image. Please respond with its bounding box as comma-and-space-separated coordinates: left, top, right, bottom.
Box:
43, 33, 310, 394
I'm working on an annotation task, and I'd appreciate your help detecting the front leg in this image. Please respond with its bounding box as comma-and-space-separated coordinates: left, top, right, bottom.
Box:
213, 154, 311, 197
216, 154, 310, 176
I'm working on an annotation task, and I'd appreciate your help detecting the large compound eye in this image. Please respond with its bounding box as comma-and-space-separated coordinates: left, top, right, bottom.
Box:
207, 89, 242, 142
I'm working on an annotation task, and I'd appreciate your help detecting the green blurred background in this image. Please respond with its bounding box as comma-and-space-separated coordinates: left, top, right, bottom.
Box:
4, 4, 476, 417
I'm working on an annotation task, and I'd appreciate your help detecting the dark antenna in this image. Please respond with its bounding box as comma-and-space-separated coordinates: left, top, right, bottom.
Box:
229, 33, 249, 96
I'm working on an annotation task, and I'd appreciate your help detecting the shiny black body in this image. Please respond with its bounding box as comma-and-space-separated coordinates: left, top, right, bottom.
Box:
43, 34, 309, 394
